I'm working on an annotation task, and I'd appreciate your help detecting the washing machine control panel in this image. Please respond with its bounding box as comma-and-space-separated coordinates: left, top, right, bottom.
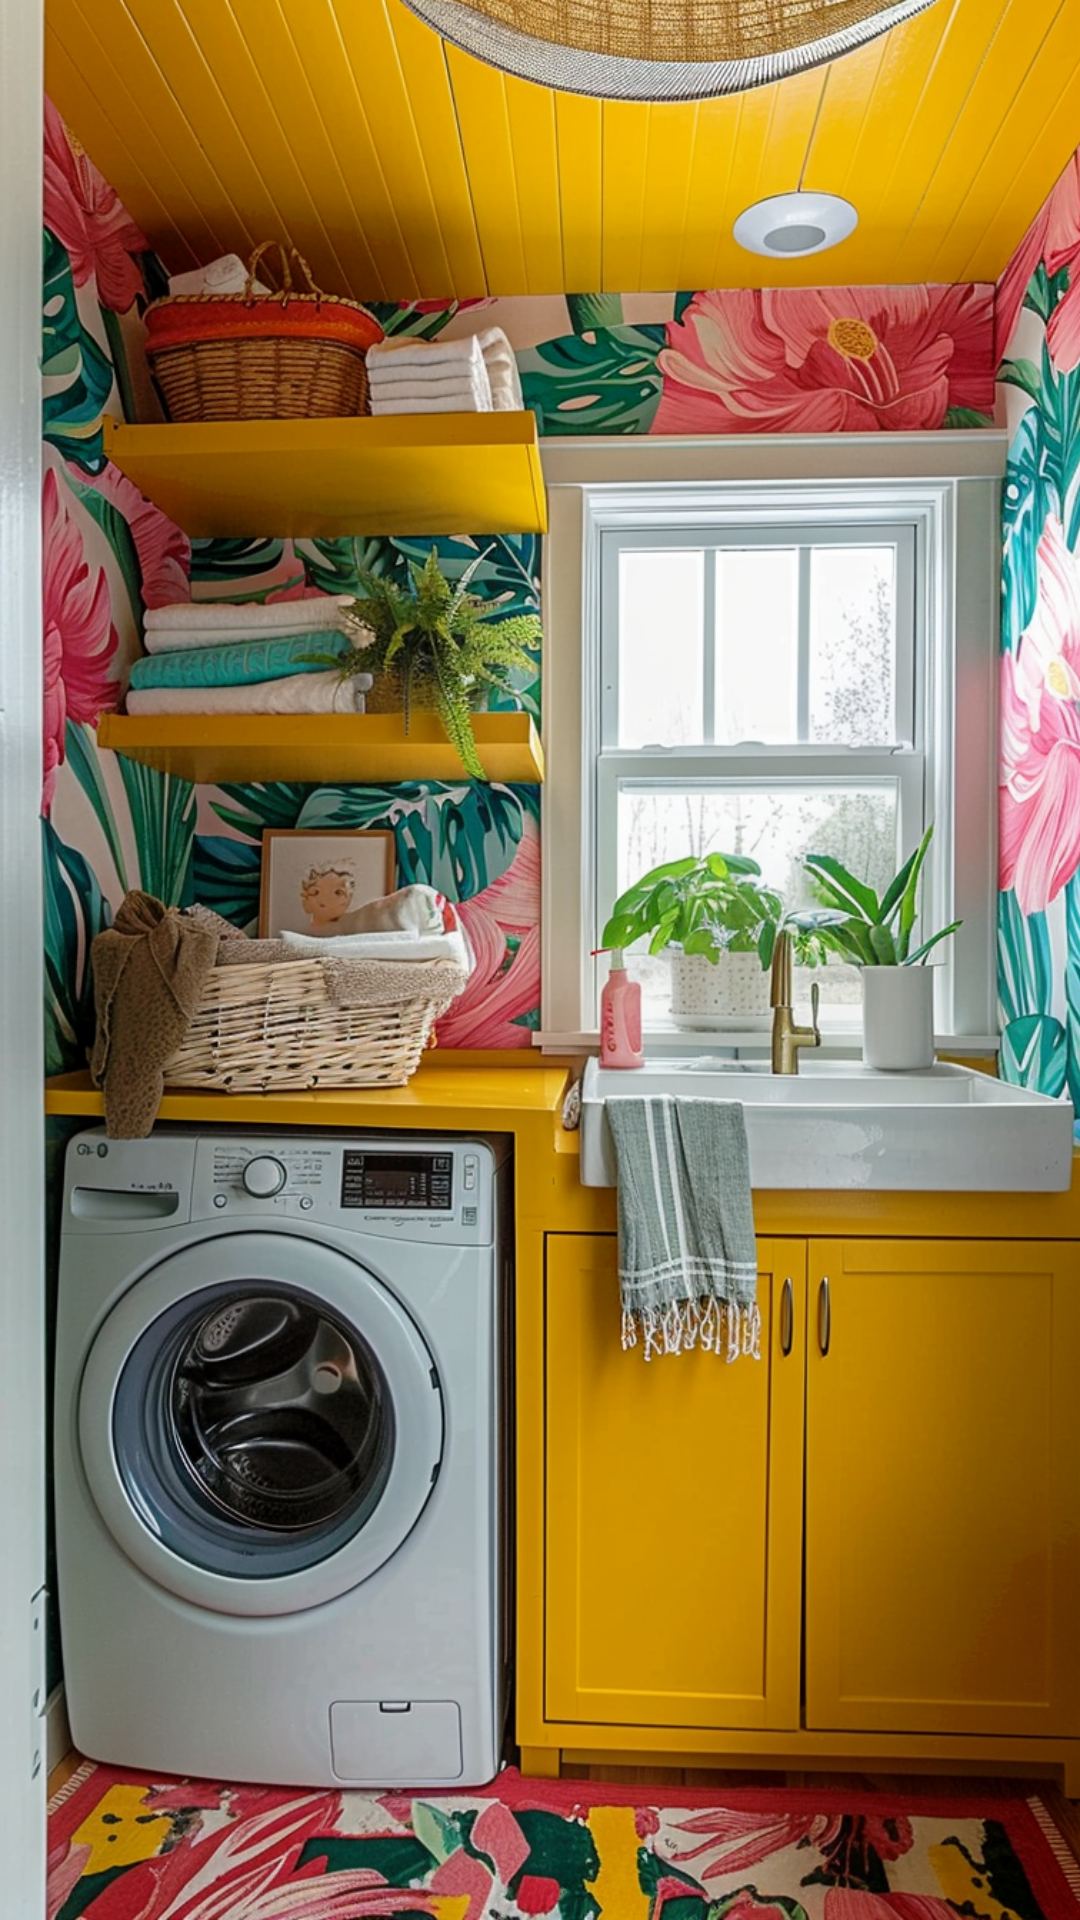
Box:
191, 1136, 498, 1243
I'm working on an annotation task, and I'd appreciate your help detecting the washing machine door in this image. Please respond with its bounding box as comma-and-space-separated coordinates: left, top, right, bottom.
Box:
78, 1233, 444, 1616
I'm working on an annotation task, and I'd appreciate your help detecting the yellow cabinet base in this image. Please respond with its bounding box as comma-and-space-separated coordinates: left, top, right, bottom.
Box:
523, 1218, 1080, 1802
519, 1730, 1080, 1796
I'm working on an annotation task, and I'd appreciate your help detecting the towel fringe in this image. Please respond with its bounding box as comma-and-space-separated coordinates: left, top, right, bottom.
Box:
622, 1297, 760, 1364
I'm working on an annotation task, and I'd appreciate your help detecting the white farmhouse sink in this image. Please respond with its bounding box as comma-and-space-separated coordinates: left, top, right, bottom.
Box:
580, 1056, 1075, 1191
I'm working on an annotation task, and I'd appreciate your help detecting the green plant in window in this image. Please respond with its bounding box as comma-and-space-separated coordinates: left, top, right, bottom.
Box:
601, 853, 840, 970
803, 824, 961, 965
306, 547, 541, 780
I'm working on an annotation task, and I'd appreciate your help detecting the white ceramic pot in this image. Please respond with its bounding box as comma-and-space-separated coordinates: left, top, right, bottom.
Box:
861, 965, 935, 1070
669, 949, 771, 1032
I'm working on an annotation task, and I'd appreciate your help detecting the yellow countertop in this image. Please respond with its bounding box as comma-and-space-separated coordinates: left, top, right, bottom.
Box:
44, 1063, 570, 1132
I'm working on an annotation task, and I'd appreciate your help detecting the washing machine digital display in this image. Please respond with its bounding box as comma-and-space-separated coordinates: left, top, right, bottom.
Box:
341, 1151, 453, 1211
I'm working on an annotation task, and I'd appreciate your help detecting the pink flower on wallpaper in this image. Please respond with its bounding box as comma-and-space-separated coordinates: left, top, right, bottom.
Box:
79, 461, 191, 608
42, 467, 120, 814
1011, 515, 1080, 730
995, 146, 1080, 368
1000, 650, 1080, 914
437, 820, 540, 1049
654, 285, 995, 435
43, 96, 148, 313
1000, 513, 1080, 913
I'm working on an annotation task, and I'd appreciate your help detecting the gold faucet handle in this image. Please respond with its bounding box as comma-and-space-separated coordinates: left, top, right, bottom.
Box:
809, 979, 821, 1043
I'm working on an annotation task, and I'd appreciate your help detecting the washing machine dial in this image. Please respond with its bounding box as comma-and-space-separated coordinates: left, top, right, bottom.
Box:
241, 1155, 288, 1198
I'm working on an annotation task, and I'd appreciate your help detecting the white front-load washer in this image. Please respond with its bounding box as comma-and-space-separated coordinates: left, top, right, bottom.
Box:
55, 1127, 511, 1787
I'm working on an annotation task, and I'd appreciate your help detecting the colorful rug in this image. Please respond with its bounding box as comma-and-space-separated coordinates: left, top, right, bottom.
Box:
47, 1763, 1080, 1920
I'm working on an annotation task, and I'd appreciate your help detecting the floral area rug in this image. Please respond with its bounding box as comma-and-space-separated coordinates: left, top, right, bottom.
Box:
47, 1762, 1080, 1920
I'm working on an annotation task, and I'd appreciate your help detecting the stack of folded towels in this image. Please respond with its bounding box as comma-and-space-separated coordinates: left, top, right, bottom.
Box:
366, 327, 523, 416
125, 597, 373, 715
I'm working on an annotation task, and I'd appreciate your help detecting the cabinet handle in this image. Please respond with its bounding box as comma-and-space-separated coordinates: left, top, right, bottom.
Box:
817, 1276, 831, 1356
780, 1277, 794, 1356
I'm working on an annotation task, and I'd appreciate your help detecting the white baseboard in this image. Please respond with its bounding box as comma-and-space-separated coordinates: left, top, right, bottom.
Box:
45, 1685, 71, 1776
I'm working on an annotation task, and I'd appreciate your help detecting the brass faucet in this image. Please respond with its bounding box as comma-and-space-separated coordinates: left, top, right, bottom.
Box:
770, 930, 821, 1075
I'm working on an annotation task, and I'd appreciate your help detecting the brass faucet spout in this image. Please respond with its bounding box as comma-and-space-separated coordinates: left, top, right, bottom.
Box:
770, 930, 821, 1075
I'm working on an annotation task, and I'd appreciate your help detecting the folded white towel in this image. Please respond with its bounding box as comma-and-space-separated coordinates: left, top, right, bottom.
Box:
144, 598, 363, 652
473, 326, 515, 363
144, 618, 369, 654
487, 366, 524, 411
282, 925, 473, 970
368, 369, 493, 397
125, 671, 370, 715
367, 334, 486, 375
371, 392, 494, 416
462, 328, 523, 410
146, 596, 357, 634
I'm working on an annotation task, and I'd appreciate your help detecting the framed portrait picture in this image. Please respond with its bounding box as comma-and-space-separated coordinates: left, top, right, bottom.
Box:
258, 830, 396, 939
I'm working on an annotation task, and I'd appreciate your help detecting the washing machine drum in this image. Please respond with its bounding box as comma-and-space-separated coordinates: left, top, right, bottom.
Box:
78, 1234, 444, 1617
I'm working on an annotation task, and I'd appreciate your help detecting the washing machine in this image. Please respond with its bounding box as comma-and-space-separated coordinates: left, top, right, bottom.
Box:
55, 1126, 511, 1788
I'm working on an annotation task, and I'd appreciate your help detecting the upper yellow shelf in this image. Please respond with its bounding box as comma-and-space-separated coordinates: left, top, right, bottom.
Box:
97, 711, 544, 785
102, 413, 547, 538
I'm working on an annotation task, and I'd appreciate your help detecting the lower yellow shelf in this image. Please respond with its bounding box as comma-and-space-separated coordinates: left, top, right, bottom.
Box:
96, 711, 544, 784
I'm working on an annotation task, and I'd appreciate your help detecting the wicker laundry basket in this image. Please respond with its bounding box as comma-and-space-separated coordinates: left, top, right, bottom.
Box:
145, 242, 383, 423
162, 957, 466, 1092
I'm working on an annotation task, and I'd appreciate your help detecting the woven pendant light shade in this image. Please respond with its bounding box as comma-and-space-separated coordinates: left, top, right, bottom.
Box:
401, 0, 939, 101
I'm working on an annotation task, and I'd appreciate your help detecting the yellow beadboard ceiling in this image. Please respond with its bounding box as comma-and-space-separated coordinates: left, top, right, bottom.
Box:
45, 0, 1080, 299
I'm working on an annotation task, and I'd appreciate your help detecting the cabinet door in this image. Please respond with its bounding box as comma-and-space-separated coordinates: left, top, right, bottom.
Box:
545, 1233, 805, 1731
805, 1238, 1080, 1738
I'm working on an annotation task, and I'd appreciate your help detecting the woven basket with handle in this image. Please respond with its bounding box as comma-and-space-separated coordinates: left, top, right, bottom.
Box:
145, 242, 383, 423
161, 956, 467, 1092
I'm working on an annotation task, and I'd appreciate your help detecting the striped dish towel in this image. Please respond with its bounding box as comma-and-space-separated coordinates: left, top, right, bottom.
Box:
605, 1096, 759, 1362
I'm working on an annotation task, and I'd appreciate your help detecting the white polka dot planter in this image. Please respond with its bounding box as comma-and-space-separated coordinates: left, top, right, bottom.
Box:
669, 949, 772, 1031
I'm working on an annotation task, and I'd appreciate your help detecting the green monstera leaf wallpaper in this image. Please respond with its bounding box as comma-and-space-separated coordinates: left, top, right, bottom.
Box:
997, 144, 1080, 1129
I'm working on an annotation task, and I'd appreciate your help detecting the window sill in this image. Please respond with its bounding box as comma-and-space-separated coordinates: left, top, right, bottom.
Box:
532, 1028, 1002, 1059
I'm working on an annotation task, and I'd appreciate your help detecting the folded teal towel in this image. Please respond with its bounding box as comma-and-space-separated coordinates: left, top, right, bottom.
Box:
128, 630, 354, 691
605, 1096, 758, 1362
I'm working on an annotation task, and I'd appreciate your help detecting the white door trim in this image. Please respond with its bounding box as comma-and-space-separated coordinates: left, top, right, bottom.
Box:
0, 0, 46, 1898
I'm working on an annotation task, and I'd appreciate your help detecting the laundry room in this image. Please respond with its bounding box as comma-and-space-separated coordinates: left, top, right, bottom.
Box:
6, 0, 1080, 1912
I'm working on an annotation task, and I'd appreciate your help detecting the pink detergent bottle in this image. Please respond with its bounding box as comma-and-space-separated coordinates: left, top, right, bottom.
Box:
595, 948, 644, 1068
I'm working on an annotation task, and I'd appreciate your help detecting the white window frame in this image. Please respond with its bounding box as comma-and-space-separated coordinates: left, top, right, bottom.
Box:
538, 432, 1006, 1054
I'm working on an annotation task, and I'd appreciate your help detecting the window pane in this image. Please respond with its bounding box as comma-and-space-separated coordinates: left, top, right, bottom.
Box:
715, 548, 799, 743
617, 549, 704, 746
809, 545, 898, 745
616, 783, 898, 1027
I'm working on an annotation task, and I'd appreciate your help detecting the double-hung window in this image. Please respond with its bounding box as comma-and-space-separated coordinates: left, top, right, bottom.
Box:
541, 453, 1002, 1049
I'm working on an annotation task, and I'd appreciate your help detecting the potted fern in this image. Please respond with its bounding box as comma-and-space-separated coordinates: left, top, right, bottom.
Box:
313, 549, 541, 780
803, 825, 961, 1069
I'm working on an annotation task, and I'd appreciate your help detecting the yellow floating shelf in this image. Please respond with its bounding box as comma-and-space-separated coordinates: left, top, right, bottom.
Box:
102, 413, 547, 537
97, 711, 544, 785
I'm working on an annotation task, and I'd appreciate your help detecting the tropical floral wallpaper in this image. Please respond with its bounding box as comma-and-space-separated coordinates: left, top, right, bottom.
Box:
42, 93, 1002, 1089
997, 141, 1080, 1116
41, 100, 542, 1068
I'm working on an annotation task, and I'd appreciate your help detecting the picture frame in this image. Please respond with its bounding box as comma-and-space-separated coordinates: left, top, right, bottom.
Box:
258, 829, 396, 939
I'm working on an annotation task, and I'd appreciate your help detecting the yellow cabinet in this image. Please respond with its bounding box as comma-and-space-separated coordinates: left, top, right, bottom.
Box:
544, 1233, 806, 1731
805, 1238, 1080, 1739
